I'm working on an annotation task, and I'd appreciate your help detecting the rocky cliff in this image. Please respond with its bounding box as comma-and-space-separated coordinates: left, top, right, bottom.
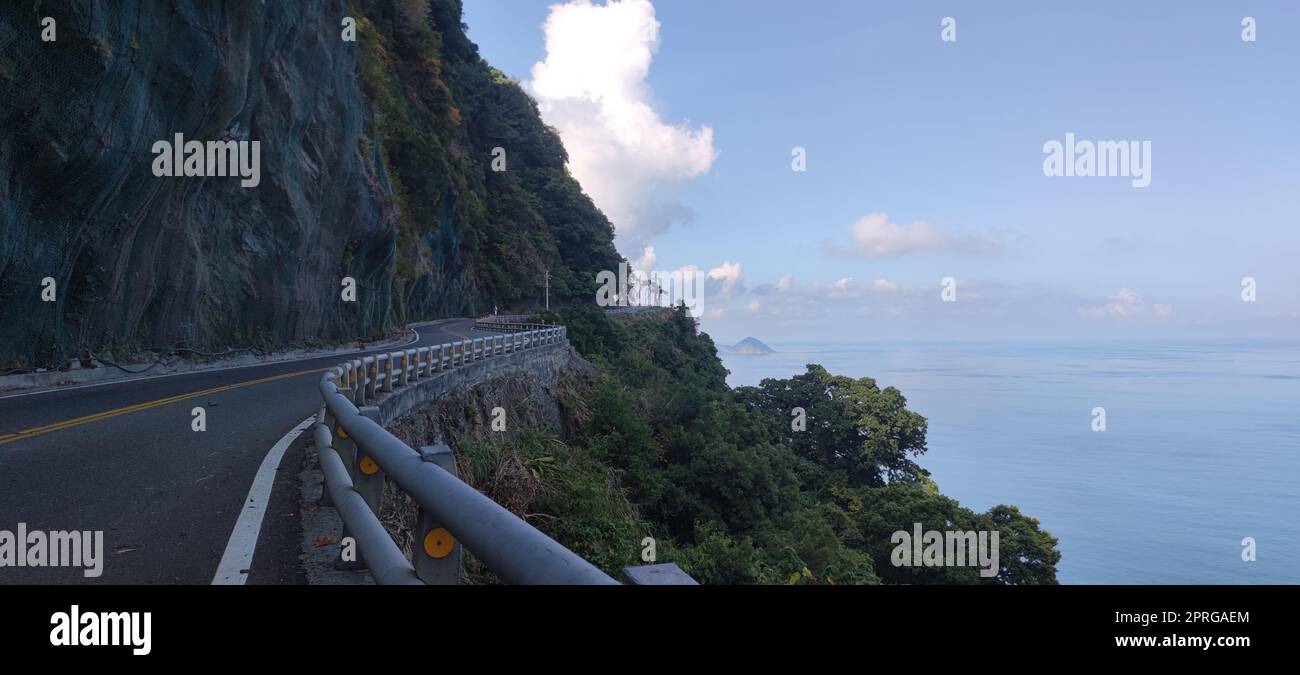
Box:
0, 0, 622, 368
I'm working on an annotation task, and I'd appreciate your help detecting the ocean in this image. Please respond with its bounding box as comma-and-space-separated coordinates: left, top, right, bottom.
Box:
719, 340, 1300, 584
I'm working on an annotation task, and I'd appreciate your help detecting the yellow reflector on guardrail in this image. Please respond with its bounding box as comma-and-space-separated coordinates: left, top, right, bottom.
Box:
424, 528, 454, 559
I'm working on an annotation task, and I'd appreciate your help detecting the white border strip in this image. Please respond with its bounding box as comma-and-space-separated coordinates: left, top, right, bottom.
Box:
212, 415, 317, 585
0, 322, 444, 402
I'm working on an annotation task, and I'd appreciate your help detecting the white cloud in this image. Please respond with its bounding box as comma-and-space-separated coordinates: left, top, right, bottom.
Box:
529, 0, 716, 245
707, 261, 745, 298
1079, 288, 1173, 319
827, 212, 1001, 258
745, 298, 761, 313
871, 278, 899, 292
631, 245, 656, 272
828, 277, 857, 298
777, 274, 793, 291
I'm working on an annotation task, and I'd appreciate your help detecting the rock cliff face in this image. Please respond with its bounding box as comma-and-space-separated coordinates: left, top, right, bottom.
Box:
0, 0, 621, 368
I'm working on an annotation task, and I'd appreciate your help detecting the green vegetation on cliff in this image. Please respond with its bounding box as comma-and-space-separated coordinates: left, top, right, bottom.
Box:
472, 307, 1060, 584
352, 0, 623, 321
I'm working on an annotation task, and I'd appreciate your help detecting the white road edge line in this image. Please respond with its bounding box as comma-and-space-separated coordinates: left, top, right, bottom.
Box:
212, 415, 317, 585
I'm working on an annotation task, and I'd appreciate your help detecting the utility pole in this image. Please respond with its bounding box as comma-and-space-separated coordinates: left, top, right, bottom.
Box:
543, 269, 550, 311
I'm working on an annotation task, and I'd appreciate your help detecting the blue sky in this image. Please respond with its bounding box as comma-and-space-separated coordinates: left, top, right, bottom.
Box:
464, 0, 1299, 342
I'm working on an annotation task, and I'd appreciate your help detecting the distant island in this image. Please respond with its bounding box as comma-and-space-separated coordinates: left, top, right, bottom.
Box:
720, 337, 775, 355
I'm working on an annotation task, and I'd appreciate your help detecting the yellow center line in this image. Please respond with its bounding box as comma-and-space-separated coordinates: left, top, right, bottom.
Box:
0, 367, 327, 446
443, 324, 472, 340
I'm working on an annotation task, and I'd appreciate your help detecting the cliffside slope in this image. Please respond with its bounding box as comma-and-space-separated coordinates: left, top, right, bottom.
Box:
0, 0, 620, 368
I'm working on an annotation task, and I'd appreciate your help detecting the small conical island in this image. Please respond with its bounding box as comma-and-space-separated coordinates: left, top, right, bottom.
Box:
721, 337, 775, 355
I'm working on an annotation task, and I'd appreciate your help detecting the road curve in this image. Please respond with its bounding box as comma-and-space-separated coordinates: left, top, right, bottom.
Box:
0, 318, 496, 584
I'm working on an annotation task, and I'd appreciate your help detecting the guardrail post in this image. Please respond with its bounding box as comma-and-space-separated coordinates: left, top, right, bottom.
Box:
381, 354, 394, 393
329, 419, 362, 569
355, 359, 367, 405
366, 357, 378, 401
354, 406, 387, 516
413, 445, 462, 584
318, 407, 337, 508
357, 360, 366, 405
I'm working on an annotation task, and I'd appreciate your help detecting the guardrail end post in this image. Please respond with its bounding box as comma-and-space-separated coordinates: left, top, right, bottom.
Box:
412, 445, 462, 585
619, 563, 699, 585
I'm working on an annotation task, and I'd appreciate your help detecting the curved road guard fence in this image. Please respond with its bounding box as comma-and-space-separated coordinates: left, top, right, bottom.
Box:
314, 320, 619, 585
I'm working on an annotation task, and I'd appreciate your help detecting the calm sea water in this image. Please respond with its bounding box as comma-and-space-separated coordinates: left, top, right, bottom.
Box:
719, 340, 1300, 584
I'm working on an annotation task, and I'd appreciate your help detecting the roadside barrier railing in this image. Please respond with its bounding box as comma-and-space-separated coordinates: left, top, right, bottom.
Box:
314, 320, 621, 584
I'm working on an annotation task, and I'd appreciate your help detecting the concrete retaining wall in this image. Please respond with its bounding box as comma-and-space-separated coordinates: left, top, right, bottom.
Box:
374, 342, 571, 429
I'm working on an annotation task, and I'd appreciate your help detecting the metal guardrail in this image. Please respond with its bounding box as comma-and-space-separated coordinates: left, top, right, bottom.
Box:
314, 320, 620, 585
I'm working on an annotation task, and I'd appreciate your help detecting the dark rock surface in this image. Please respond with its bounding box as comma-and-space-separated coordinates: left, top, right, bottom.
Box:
0, 0, 621, 368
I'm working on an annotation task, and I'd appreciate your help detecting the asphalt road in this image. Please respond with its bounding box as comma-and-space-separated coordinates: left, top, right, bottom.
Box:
0, 318, 493, 584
